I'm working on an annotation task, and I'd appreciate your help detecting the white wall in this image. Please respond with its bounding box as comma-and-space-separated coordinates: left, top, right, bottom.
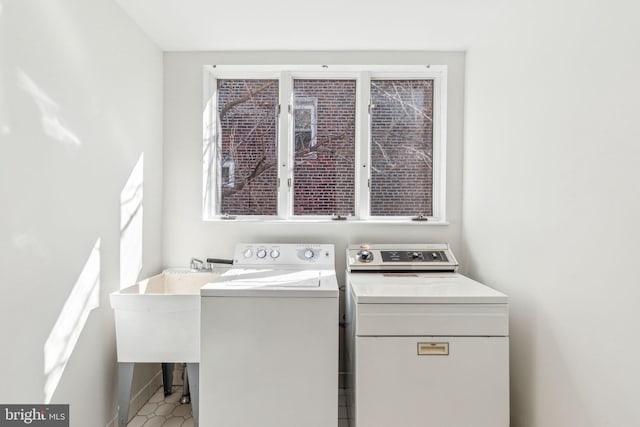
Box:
463, 1, 640, 426
0, 1, 163, 425
163, 51, 465, 273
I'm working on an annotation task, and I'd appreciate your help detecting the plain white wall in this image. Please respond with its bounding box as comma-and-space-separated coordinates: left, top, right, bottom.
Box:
463, 1, 640, 426
0, 1, 163, 425
163, 51, 465, 273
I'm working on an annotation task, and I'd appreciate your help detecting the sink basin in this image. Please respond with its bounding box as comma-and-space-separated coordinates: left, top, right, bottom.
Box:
110, 269, 228, 363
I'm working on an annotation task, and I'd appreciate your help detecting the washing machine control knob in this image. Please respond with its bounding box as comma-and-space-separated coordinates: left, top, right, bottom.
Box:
270, 249, 280, 259
410, 251, 422, 260
257, 249, 267, 258
303, 249, 315, 259
243, 248, 253, 258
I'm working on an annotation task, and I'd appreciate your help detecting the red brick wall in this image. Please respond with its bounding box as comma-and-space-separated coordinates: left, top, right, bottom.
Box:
217, 79, 279, 215
292, 80, 356, 216
370, 80, 434, 216
216, 78, 433, 217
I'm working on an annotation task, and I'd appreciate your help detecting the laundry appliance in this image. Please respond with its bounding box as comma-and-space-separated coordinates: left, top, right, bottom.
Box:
345, 243, 509, 427
200, 243, 339, 427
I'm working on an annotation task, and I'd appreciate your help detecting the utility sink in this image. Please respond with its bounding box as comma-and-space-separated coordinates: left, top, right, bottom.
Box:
110, 269, 228, 363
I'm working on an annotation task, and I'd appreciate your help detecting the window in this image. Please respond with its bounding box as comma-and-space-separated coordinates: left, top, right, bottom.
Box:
292, 80, 356, 216
203, 66, 447, 221
370, 80, 434, 216
293, 97, 317, 152
207, 79, 279, 216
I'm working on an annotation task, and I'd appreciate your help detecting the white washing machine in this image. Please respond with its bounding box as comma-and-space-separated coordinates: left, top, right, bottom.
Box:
200, 243, 339, 427
345, 244, 509, 427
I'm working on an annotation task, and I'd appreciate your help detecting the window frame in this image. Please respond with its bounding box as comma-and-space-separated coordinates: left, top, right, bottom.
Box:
202, 65, 447, 223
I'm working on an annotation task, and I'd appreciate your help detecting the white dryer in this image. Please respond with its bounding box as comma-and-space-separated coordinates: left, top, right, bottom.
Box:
345, 244, 509, 427
200, 243, 339, 427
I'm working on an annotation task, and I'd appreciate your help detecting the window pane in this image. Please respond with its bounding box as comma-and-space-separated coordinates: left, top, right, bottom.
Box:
370, 80, 434, 216
292, 80, 356, 216
216, 79, 279, 215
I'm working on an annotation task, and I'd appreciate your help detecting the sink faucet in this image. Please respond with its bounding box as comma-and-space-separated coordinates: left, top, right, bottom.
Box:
191, 258, 216, 272
190, 258, 205, 271
191, 257, 233, 271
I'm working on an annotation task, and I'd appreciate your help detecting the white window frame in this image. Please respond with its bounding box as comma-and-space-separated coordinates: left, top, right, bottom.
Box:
202, 65, 447, 223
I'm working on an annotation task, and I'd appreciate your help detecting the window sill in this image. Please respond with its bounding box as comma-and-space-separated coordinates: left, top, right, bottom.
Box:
203, 217, 450, 225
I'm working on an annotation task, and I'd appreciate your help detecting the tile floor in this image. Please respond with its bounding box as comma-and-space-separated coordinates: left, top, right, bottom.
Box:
127, 373, 349, 427
126, 384, 193, 427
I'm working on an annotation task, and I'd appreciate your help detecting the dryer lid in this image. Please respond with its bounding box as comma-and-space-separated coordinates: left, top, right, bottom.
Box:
348, 273, 507, 304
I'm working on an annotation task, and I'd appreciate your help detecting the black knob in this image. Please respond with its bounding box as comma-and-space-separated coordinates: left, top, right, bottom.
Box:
410, 252, 421, 260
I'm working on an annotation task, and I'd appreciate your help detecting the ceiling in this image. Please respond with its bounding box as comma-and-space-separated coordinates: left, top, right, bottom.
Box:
114, 0, 507, 51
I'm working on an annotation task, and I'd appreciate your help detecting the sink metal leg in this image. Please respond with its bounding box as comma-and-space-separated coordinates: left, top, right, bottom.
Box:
186, 363, 199, 427
161, 362, 174, 396
180, 363, 191, 404
117, 362, 134, 427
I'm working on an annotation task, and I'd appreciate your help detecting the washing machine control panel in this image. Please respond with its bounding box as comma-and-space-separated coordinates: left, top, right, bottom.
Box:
235, 243, 334, 268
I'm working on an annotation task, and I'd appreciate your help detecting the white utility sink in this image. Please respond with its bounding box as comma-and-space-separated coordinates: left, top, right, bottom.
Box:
110, 269, 228, 363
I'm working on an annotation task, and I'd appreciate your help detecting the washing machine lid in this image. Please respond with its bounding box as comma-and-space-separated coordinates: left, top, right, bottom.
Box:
201, 268, 338, 297
348, 272, 507, 304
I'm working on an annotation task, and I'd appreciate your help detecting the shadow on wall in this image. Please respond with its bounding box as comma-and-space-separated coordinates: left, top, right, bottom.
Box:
43, 239, 101, 403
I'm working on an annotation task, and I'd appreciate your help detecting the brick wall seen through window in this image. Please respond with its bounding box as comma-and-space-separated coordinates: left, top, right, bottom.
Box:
370, 80, 434, 216
292, 80, 356, 216
217, 79, 279, 215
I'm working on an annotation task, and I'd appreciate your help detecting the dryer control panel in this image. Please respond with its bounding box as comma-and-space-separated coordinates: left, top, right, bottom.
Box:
347, 243, 458, 272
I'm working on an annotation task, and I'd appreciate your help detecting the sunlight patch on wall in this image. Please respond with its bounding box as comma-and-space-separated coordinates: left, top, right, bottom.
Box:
44, 238, 100, 404
120, 153, 144, 289
13, 232, 46, 258
202, 87, 216, 217
17, 69, 81, 149
0, 28, 10, 136
0, 75, 12, 134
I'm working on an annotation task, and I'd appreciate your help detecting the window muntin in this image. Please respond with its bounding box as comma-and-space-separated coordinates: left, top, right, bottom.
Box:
292, 80, 356, 216
203, 66, 447, 222
216, 79, 279, 216
369, 79, 434, 216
